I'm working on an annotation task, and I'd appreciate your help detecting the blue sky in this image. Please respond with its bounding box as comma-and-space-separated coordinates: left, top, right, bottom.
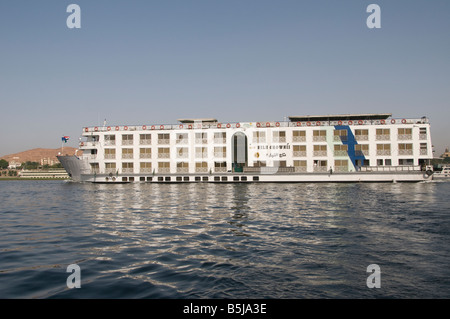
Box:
0, 0, 449, 156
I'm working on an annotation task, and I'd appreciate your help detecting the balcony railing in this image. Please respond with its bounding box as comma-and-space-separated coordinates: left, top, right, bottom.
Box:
158, 153, 170, 159
122, 140, 133, 145
122, 168, 134, 173
139, 153, 152, 159
293, 151, 307, 157
139, 139, 151, 145
313, 151, 327, 157
292, 136, 306, 142
399, 149, 413, 155
313, 136, 326, 142
122, 153, 133, 159
376, 150, 391, 156
355, 135, 368, 141
376, 135, 390, 141
397, 134, 412, 140
334, 150, 348, 157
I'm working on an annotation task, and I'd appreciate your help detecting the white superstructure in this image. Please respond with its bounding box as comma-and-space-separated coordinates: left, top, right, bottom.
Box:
58, 113, 434, 183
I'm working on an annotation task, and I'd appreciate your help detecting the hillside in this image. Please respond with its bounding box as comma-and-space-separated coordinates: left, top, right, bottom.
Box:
1, 147, 82, 166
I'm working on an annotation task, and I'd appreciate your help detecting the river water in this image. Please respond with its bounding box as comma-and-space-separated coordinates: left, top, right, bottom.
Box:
1, 180, 449, 298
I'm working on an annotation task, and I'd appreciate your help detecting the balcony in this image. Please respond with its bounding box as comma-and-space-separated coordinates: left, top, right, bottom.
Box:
122, 140, 134, 146
213, 152, 226, 158
292, 136, 306, 142
313, 151, 327, 157
293, 151, 307, 157
333, 150, 348, 157
376, 150, 391, 156
399, 149, 413, 156
397, 134, 412, 140
139, 139, 151, 145
158, 153, 170, 159
313, 136, 326, 142
272, 137, 286, 143
355, 135, 368, 141
158, 139, 170, 145
139, 153, 152, 159
376, 135, 390, 141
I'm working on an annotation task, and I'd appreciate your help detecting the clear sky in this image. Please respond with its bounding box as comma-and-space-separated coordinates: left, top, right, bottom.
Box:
0, 0, 449, 156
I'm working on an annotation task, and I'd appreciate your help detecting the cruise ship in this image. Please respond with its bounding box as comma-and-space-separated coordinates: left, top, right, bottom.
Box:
57, 113, 434, 183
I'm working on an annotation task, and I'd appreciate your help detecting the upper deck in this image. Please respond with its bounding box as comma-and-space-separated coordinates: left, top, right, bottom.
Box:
81, 114, 430, 134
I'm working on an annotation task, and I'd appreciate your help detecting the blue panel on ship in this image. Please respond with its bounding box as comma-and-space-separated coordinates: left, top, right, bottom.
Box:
334, 125, 366, 170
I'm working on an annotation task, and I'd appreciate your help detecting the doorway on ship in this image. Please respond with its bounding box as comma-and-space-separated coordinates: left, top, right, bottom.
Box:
231, 132, 248, 172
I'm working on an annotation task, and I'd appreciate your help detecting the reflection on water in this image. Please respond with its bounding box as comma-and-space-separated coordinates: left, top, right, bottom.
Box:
0, 180, 450, 298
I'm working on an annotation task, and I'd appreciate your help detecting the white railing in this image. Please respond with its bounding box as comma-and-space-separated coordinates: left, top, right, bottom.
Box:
82, 118, 428, 133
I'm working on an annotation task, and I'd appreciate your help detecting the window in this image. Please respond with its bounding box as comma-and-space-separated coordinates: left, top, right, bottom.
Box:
420, 143, 428, 155
398, 143, 413, 155
313, 160, 328, 172
214, 161, 227, 172
293, 145, 306, 157
158, 162, 170, 173
419, 127, 427, 140
293, 160, 307, 172
122, 148, 133, 159
122, 162, 134, 173
140, 162, 152, 173
334, 129, 348, 141
139, 148, 152, 159
139, 134, 151, 145
105, 162, 116, 174
292, 130, 306, 142
253, 131, 266, 143
398, 128, 412, 140
313, 130, 327, 141
195, 147, 208, 159
334, 144, 348, 156
195, 161, 208, 173
105, 134, 116, 146
399, 158, 414, 166
176, 133, 188, 144
334, 160, 348, 172
376, 144, 391, 155
214, 132, 226, 144
272, 131, 286, 142
355, 129, 368, 141
158, 133, 170, 144
158, 147, 170, 158
355, 144, 369, 156
122, 134, 133, 145
214, 146, 226, 158
313, 145, 327, 156
90, 163, 99, 174
104, 148, 116, 159
177, 162, 189, 173
376, 129, 390, 140
177, 147, 188, 158
195, 133, 208, 144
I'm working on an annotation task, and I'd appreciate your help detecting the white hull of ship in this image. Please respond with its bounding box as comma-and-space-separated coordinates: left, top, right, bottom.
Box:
58, 156, 432, 183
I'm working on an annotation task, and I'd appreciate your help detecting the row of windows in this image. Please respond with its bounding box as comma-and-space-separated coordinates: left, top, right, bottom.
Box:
99, 143, 428, 160
92, 158, 418, 175
91, 127, 428, 145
